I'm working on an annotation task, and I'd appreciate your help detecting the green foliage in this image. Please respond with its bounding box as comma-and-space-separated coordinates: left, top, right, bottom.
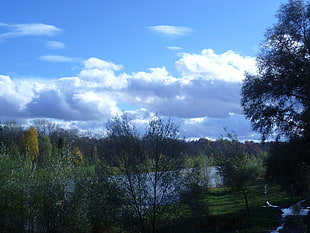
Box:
203, 180, 293, 233
241, 0, 310, 198
266, 139, 310, 195
90, 145, 99, 165
0, 151, 93, 232
0, 122, 23, 154
38, 134, 52, 166
241, 0, 310, 140
0, 118, 274, 232
215, 132, 264, 219
216, 134, 263, 190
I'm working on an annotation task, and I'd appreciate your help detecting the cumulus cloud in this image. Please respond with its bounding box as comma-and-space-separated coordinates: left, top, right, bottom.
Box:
0, 49, 258, 139
148, 25, 192, 39
0, 23, 61, 42
122, 49, 256, 119
175, 49, 256, 82
79, 57, 128, 90
0, 75, 37, 115
84, 57, 123, 71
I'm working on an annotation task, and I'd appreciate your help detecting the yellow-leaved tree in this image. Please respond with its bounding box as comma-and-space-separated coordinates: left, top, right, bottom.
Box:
22, 126, 39, 161
72, 146, 84, 165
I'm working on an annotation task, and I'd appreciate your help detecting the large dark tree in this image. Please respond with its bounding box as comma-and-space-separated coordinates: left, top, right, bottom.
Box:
241, 0, 310, 140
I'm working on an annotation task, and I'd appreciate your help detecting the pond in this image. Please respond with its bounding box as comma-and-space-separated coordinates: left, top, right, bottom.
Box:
110, 166, 223, 207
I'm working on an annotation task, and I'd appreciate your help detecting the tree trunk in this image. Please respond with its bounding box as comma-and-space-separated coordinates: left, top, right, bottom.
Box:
242, 189, 251, 220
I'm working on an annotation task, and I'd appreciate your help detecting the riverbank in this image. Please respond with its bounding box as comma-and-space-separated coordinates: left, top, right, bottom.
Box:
158, 179, 306, 233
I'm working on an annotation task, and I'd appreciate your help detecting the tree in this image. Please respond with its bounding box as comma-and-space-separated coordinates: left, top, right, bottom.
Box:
38, 134, 53, 166
105, 114, 185, 233
22, 126, 39, 161
72, 146, 85, 165
241, 0, 310, 195
0, 121, 23, 155
142, 116, 185, 233
216, 133, 263, 220
32, 119, 59, 136
241, 0, 310, 141
105, 114, 148, 232
265, 141, 309, 195
90, 145, 99, 164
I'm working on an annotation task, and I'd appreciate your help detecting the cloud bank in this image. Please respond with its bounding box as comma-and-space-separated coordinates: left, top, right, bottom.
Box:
0, 49, 258, 139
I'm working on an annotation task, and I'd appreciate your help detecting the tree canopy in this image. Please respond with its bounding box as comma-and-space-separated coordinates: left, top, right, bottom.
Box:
22, 126, 39, 161
241, 0, 310, 140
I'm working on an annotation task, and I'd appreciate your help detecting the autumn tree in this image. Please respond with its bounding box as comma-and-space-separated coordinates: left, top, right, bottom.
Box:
22, 126, 39, 161
72, 146, 84, 165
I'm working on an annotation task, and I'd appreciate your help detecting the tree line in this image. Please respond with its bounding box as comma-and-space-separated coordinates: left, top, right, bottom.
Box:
0, 119, 268, 168
0, 116, 268, 233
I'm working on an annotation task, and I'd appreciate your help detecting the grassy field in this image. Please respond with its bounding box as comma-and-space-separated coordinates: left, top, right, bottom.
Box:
158, 179, 304, 233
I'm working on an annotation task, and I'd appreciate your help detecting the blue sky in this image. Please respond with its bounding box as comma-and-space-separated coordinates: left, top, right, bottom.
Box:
0, 0, 286, 140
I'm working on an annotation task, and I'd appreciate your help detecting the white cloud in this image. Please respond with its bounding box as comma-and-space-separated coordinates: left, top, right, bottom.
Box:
0, 23, 61, 42
167, 46, 182, 50
84, 57, 123, 71
122, 49, 256, 119
46, 40, 66, 49
175, 49, 256, 82
71, 92, 121, 119
180, 114, 259, 141
131, 67, 177, 84
39, 55, 76, 62
0, 50, 259, 139
0, 75, 36, 113
148, 25, 192, 38
79, 58, 128, 90
78, 69, 128, 90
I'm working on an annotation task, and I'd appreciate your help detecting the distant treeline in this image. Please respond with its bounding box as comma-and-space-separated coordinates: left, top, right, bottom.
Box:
0, 119, 270, 167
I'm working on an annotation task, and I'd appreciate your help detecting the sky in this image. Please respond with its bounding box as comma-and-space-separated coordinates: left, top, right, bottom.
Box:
0, 0, 287, 140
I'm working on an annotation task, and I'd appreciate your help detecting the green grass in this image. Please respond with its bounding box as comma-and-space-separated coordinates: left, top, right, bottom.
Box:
158, 179, 304, 233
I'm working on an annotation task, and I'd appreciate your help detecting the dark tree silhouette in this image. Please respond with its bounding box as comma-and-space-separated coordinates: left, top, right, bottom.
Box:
241, 0, 310, 141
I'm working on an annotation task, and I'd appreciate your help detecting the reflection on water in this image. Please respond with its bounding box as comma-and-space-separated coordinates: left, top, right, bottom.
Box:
264, 185, 310, 233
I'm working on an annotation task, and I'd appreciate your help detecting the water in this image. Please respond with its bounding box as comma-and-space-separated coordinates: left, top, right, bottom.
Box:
111, 167, 223, 207
264, 184, 310, 233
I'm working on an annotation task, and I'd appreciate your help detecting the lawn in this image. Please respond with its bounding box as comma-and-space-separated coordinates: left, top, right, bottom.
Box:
158, 179, 304, 233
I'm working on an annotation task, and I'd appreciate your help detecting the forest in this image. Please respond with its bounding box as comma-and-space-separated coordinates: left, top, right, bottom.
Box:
0, 117, 303, 233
